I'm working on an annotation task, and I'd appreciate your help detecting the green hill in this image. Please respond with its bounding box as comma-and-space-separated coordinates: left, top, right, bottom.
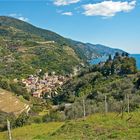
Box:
0, 112, 140, 140
0, 16, 125, 79
0, 16, 66, 43
0, 16, 82, 78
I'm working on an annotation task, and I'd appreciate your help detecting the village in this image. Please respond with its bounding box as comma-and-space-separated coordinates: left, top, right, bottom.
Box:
22, 70, 67, 98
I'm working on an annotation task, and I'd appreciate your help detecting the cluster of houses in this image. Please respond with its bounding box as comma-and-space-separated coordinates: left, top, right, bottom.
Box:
22, 72, 67, 98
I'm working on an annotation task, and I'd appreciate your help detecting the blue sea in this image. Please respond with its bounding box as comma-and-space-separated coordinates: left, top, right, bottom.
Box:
90, 54, 140, 70
131, 54, 140, 70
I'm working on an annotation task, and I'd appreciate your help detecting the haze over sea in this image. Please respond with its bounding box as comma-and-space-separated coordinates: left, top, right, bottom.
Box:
91, 54, 140, 70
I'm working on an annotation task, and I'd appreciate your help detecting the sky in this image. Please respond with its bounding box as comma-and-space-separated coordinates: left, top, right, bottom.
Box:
0, 0, 140, 53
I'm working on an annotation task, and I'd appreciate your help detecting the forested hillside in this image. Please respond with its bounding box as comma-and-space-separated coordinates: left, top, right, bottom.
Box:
52, 53, 140, 119
0, 16, 125, 79
0, 16, 82, 78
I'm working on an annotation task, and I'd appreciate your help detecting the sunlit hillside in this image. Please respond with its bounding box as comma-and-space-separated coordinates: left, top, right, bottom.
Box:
0, 112, 140, 140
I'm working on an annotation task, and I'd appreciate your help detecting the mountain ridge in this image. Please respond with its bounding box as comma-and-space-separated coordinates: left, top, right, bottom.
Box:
0, 16, 125, 59
0, 16, 125, 78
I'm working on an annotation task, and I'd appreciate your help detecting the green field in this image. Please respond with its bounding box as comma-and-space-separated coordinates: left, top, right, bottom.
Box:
1, 112, 140, 140
0, 122, 64, 140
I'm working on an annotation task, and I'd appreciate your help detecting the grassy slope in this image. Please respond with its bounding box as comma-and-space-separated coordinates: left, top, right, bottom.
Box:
1, 112, 140, 140
0, 122, 64, 140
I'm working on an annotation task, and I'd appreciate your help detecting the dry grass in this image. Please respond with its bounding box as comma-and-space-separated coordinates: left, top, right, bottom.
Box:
0, 88, 29, 115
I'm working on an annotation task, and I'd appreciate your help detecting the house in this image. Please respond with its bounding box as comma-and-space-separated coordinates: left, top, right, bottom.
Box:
22, 71, 67, 98
32, 91, 42, 98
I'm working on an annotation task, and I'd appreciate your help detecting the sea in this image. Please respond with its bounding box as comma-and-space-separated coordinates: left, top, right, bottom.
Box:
90, 54, 140, 70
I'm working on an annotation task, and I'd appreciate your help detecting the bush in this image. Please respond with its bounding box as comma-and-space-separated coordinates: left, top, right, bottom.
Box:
10, 82, 30, 101
15, 112, 30, 127
32, 116, 43, 124
42, 111, 66, 122
0, 112, 16, 131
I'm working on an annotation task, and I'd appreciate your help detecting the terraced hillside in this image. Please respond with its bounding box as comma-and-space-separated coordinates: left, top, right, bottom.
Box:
0, 112, 140, 140
0, 88, 30, 116
0, 16, 82, 79
0, 16, 125, 79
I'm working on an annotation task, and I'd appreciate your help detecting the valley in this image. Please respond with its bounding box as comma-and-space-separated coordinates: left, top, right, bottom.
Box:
0, 16, 140, 140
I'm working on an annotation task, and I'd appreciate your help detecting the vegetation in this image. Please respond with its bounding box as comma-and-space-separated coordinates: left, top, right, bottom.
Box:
0, 122, 64, 140
0, 16, 125, 79
0, 16, 140, 139
0, 112, 15, 131
0, 38, 81, 79
1, 112, 140, 140
0, 16, 85, 79
0, 51, 139, 132
52, 53, 140, 120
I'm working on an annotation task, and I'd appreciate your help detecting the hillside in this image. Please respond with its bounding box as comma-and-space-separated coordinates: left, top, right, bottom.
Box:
0, 16, 82, 78
0, 88, 30, 115
0, 88, 30, 131
0, 16, 125, 79
85, 43, 125, 56
0, 16, 125, 58
67, 39, 125, 60
0, 112, 140, 140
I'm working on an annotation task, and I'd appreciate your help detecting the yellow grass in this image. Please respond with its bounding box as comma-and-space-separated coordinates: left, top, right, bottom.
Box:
0, 88, 29, 115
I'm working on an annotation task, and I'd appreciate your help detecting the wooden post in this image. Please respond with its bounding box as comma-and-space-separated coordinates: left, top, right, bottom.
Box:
83, 98, 86, 119
7, 119, 12, 140
127, 94, 130, 113
105, 95, 108, 114
121, 101, 124, 119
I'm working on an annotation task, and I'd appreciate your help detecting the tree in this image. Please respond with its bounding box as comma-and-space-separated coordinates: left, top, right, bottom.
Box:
108, 54, 112, 61
10, 82, 30, 101
114, 52, 120, 58
136, 78, 140, 89
111, 63, 115, 74
15, 112, 29, 127
122, 52, 125, 57
0, 79, 11, 90
125, 53, 129, 57
120, 57, 137, 75
78, 85, 92, 119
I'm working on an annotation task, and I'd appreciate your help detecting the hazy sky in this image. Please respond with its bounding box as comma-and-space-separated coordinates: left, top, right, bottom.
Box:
0, 0, 140, 53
